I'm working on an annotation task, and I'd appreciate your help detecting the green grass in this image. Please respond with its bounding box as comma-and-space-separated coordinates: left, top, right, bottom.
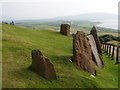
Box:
17, 24, 59, 30
2, 24, 118, 88
70, 27, 90, 34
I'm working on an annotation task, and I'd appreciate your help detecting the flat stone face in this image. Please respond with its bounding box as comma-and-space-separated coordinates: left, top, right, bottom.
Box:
60, 24, 70, 36
90, 26, 102, 55
87, 35, 104, 68
31, 49, 57, 79
73, 31, 96, 75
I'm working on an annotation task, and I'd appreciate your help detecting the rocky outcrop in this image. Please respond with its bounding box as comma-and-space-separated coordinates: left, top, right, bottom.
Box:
87, 35, 104, 68
31, 49, 57, 79
60, 24, 70, 36
73, 31, 96, 75
90, 26, 102, 55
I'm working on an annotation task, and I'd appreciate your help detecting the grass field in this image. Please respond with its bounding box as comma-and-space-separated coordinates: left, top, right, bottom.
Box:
16, 23, 118, 36
2, 24, 118, 88
17, 24, 59, 30
98, 33, 118, 37
107, 40, 120, 46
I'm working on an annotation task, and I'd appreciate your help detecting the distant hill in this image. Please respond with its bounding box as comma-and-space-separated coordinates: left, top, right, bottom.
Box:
7, 13, 116, 22
53, 13, 117, 21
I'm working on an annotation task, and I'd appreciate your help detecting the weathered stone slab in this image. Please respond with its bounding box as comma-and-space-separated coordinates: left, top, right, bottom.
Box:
87, 35, 104, 68
90, 26, 102, 55
31, 49, 57, 79
73, 31, 96, 75
60, 24, 70, 36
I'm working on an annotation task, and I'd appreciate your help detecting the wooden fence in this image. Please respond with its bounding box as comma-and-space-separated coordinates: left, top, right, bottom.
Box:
101, 43, 120, 64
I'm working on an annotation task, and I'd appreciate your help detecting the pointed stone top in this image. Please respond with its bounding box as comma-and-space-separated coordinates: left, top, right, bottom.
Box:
92, 25, 97, 31
32, 49, 43, 56
61, 24, 70, 26
93, 25, 96, 28
76, 31, 85, 34
76, 31, 86, 38
90, 26, 97, 34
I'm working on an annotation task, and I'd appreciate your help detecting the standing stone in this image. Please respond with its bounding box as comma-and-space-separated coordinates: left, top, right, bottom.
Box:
73, 31, 96, 75
87, 35, 104, 68
90, 26, 102, 55
31, 49, 57, 79
60, 24, 70, 36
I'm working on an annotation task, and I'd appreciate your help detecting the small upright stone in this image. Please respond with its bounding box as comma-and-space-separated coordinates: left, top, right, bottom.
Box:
90, 26, 102, 55
60, 24, 70, 36
73, 31, 96, 75
31, 49, 57, 79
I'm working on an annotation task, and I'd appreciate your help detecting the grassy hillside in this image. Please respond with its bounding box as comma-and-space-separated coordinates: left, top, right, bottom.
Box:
2, 24, 118, 88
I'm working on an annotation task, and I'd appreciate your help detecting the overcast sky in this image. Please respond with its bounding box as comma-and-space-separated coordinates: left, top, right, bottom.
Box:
0, 0, 119, 20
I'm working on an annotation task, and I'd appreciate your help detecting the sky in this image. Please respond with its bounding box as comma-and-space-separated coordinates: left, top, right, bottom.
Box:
0, 0, 119, 20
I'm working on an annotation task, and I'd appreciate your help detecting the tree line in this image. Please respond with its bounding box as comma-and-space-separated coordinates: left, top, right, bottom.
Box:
99, 34, 120, 43
2, 21, 15, 25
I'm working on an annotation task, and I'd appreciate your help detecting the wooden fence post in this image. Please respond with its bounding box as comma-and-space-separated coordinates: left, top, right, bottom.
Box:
116, 46, 119, 64
101, 43, 103, 50
105, 43, 107, 52
103, 43, 105, 50
109, 44, 112, 56
111, 45, 115, 60
106, 44, 109, 55
101, 43, 104, 50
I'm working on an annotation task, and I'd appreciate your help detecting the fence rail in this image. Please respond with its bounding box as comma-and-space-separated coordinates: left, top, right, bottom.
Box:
101, 43, 120, 64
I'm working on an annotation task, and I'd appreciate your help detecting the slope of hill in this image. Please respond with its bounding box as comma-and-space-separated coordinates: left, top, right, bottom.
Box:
2, 24, 118, 88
